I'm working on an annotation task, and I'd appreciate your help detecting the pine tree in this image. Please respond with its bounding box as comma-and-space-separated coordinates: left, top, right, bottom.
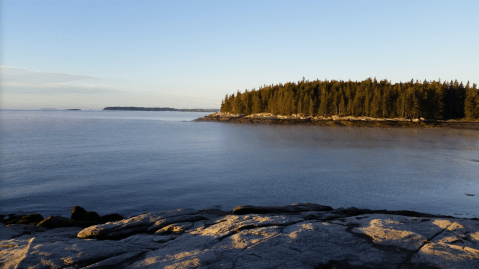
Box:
297, 98, 303, 115
352, 91, 364, 116
318, 89, 328, 116
370, 91, 382, 118
465, 82, 479, 119
220, 94, 228, 112
309, 97, 315, 116
382, 86, 392, 118
252, 93, 262, 114
233, 91, 245, 114
302, 94, 310, 115
339, 95, 346, 115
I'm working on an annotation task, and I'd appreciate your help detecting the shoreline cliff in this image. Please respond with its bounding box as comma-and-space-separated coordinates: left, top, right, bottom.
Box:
2, 203, 478, 268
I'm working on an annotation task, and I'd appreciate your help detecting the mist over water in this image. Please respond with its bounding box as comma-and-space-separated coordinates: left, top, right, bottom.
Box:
1, 110, 478, 218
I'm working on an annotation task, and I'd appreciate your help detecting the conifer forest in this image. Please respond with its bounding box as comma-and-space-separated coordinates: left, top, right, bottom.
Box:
220, 78, 479, 120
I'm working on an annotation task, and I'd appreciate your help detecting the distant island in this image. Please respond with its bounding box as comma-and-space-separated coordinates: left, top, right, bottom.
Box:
40, 108, 81, 111
103, 107, 219, 112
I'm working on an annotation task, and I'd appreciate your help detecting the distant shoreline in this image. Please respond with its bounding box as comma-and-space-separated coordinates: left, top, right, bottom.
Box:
196, 112, 479, 130
103, 106, 219, 112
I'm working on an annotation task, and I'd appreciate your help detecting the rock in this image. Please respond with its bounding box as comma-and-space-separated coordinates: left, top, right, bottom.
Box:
85, 211, 100, 221
197, 113, 479, 130
154, 222, 194, 235
2, 204, 479, 268
348, 214, 447, 250
100, 213, 124, 223
233, 203, 333, 215
409, 219, 479, 268
71, 205, 88, 220
0, 224, 46, 241
146, 214, 208, 233
71, 206, 100, 222
5, 214, 44, 225
0, 238, 34, 269
198, 214, 305, 238
387, 209, 440, 218
198, 208, 229, 218
300, 211, 339, 221
83, 251, 144, 269
129, 215, 392, 268
78, 208, 199, 239
37, 216, 100, 229
37, 216, 73, 229
5, 236, 150, 269
0, 214, 18, 225
333, 206, 372, 216
120, 234, 176, 247
28, 227, 84, 243
72, 206, 123, 224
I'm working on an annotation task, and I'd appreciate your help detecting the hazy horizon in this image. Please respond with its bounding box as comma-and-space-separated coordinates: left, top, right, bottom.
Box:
1, 0, 478, 110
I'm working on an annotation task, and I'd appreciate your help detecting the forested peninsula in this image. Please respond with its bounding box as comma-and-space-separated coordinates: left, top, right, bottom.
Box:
220, 78, 479, 120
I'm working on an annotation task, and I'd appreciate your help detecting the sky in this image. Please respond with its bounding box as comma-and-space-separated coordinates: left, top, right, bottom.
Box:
1, 0, 478, 110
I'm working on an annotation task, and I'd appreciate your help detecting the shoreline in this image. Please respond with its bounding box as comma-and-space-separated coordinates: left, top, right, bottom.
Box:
195, 112, 479, 130
2, 203, 479, 268
0, 204, 463, 227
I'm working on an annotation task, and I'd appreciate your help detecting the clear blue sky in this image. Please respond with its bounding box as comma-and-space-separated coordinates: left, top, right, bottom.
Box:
1, 0, 478, 109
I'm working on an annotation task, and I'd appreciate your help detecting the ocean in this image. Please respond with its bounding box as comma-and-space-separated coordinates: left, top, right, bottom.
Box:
1, 110, 478, 218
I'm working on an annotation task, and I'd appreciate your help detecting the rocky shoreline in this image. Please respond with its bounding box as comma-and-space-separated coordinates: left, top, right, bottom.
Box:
1, 204, 478, 268
195, 112, 479, 130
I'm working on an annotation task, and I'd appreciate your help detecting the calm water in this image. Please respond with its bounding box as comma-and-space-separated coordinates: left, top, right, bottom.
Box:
1, 110, 478, 218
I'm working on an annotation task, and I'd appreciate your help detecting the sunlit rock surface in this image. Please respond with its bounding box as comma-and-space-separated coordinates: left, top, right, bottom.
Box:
196, 113, 479, 130
1, 204, 479, 268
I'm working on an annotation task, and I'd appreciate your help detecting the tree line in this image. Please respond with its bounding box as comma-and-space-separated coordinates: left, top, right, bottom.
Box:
220, 78, 479, 120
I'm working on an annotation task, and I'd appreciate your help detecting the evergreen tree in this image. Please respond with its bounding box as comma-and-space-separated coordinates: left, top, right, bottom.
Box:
309, 97, 316, 116
465, 83, 479, 119
382, 86, 392, 118
252, 93, 262, 114
297, 98, 303, 115
339, 95, 346, 115
318, 88, 328, 116
370, 91, 382, 118
352, 91, 364, 116
302, 94, 310, 115
233, 91, 245, 114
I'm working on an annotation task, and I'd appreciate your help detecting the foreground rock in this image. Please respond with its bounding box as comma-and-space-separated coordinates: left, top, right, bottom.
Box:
196, 112, 479, 130
1, 206, 124, 230
1, 204, 478, 268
